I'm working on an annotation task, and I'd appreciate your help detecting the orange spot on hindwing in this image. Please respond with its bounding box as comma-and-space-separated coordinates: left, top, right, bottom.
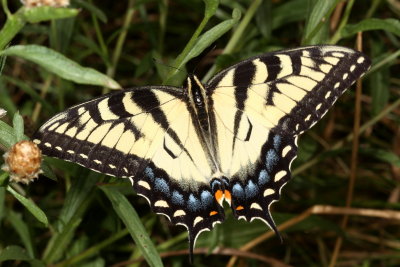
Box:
209, 211, 218, 216
224, 190, 232, 206
214, 190, 224, 206
236, 205, 244, 211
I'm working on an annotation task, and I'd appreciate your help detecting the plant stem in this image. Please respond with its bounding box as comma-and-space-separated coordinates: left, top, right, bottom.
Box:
202, 0, 262, 82
55, 229, 130, 267
163, 12, 211, 84
0, 15, 25, 51
293, 97, 400, 176
2, 0, 11, 18
103, 0, 135, 94
329, 0, 355, 44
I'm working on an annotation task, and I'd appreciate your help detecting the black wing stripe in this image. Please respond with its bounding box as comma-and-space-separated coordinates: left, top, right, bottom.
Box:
261, 55, 281, 82
232, 62, 255, 150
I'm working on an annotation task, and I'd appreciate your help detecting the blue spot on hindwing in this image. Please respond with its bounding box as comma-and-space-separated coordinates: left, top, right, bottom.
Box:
171, 191, 184, 205
210, 179, 221, 192
273, 135, 281, 150
188, 194, 201, 211
144, 167, 155, 181
245, 180, 259, 198
266, 149, 278, 172
232, 183, 245, 199
154, 178, 170, 196
200, 190, 213, 207
258, 169, 270, 185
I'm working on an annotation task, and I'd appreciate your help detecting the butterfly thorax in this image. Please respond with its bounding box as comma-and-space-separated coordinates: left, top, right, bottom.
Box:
186, 75, 210, 133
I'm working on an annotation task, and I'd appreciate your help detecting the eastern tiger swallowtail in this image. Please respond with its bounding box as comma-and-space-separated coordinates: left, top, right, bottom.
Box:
33, 45, 370, 258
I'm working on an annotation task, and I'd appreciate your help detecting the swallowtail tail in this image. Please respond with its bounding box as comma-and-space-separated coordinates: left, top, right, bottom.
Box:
33, 45, 371, 258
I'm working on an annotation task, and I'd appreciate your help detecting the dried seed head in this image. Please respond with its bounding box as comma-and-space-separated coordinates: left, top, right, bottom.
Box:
2, 140, 42, 184
20, 0, 69, 8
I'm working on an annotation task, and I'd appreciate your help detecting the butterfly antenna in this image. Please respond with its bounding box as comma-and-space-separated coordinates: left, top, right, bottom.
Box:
152, 58, 184, 73
191, 44, 217, 75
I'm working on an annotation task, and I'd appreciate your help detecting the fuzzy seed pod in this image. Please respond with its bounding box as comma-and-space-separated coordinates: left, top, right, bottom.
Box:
2, 140, 42, 184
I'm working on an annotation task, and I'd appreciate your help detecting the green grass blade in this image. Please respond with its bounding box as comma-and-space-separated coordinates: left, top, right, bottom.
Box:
7, 210, 35, 257
302, 0, 340, 44
0, 245, 45, 266
271, 0, 309, 30
340, 18, 400, 39
74, 0, 107, 23
100, 185, 163, 267
0, 245, 30, 261
361, 148, 400, 167
42, 171, 97, 263
1, 75, 55, 113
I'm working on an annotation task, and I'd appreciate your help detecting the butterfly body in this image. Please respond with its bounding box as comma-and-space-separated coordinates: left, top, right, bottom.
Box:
33, 45, 371, 257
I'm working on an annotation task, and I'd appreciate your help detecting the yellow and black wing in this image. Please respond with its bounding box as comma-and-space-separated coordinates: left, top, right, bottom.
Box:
207, 45, 370, 235
33, 86, 225, 254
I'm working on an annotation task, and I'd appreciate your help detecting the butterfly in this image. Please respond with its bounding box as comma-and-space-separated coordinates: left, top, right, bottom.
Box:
33, 45, 371, 259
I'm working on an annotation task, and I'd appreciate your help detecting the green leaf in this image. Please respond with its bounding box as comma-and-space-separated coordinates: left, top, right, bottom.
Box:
368, 40, 390, 115
303, 0, 339, 44
0, 172, 9, 187
271, 0, 309, 30
0, 245, 45, 267
361, 148, 400, 167
0, 186, 5, 219
203, 0, 219, 19
370, 64, 389, 115
0, 245, 31, 261
255, 0, 272, 38
19, 6, 79, 23
44, 217, 82, 263
43, 171, 97, 263
7, 210, 35, 257
40, 159, 58, 181
101, 186, 163, 267
0, 120, 16, 148
341, 18, 400, 39
74, 0, 108, 23
12, 112, 24, 143
1, 75, 54, 113
0, 45, 121, 89
7, 186, 48, 226
178, 12, 240, 74
0, 78, 17, 116
0, 118, 30, 148
0, 52, 6, 75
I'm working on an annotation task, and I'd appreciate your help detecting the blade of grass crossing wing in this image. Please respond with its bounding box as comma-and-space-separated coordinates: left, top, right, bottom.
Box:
101, 186, 163, 267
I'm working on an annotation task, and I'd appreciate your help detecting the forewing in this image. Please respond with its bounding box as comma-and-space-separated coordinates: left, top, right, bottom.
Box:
208, 46, 371, 232
33, 87, 225, 254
